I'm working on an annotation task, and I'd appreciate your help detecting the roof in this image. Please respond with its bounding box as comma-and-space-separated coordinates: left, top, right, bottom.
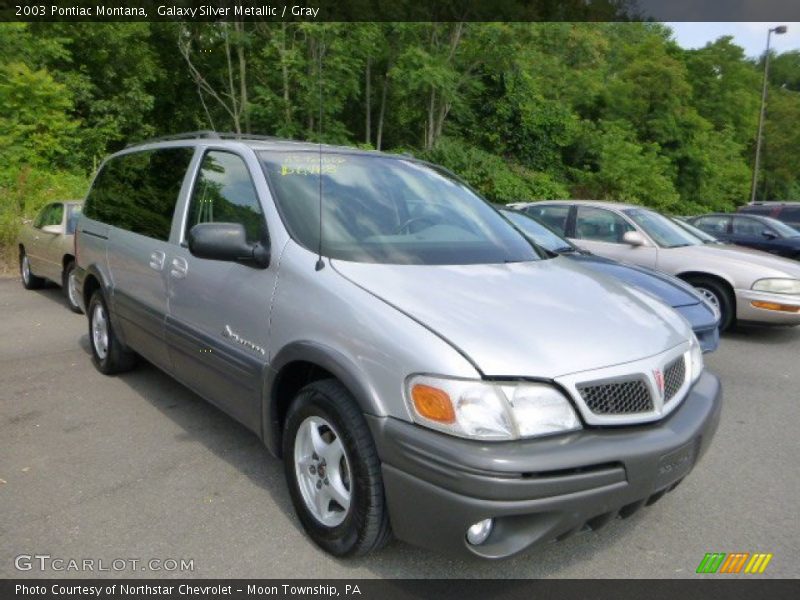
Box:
521, 199, 644, 211
122, 130, 399, 159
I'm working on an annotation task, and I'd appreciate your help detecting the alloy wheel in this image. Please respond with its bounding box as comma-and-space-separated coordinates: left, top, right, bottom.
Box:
293, 416, 352, 527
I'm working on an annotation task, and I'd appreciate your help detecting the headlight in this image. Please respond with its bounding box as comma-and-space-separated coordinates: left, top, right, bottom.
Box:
688, 333, 704, 384
752, 278, 800, 295
406, 375, 581, 441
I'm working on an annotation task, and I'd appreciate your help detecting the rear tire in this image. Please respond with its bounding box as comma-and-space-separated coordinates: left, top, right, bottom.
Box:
686, 276, 734, 332
19, 248, 45, 290
63, 261, 83, 314
283, 379, 392, 557
88, 291, 137, 375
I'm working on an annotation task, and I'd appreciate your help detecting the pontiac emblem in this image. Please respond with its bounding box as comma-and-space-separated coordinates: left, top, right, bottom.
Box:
653, 369, 665, 399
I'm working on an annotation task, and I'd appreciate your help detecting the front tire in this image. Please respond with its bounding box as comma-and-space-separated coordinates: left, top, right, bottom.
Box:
88, 291, 137, 375
19, 248, 44, 290
687, 276, 734, 332
63, 261, 83, 314
283, 379, 392, 557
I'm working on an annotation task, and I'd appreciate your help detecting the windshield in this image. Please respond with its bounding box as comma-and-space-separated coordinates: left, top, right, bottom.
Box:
66, 204, 82, 234
624, 209, 703, 248
259, 152, 540, 264
672, 218, 719, 243
500, 209, 573, 252
763, 217, 800, 238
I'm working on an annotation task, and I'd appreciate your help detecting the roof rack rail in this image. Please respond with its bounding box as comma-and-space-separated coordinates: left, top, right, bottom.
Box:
126, 130, 298, 148
125, 130, 220, 147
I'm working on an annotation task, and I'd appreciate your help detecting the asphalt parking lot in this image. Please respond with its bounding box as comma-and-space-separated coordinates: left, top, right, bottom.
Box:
1, 277, 799, 579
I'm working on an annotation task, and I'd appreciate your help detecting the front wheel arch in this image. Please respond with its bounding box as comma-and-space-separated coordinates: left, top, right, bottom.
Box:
677, 272, 736, 330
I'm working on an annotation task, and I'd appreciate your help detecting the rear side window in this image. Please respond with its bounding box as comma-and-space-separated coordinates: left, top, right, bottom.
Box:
779, 207, 800, 226
84, 148, 194, 241
524, 205, 570, 235
185, 151, 266, 244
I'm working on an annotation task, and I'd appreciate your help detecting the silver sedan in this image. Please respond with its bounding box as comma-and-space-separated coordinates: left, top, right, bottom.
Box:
512, 200, 800, 331
18, 200, 83, 313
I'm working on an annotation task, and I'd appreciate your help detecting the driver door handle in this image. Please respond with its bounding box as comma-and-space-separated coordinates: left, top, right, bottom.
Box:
170, 257, 188, 279
149, 251, 166, 271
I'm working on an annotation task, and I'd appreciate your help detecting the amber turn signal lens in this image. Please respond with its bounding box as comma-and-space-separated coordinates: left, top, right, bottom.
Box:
751, 301, 800, 313
411, 384, 456, 424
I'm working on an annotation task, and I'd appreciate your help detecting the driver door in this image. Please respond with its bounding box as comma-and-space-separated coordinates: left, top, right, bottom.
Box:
571, 206, 658, 268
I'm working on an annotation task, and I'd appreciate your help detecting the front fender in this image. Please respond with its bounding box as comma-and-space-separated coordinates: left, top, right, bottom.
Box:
262, 341, 384, 456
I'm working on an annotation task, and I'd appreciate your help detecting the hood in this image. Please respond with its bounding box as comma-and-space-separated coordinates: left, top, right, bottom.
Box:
331, 256, 690, 379
567, 254, 704, 308
666, 244, 800, 277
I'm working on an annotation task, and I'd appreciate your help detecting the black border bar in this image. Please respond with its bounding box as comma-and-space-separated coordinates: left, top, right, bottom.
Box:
3, 580, 800, 600
2, 0, 800, 22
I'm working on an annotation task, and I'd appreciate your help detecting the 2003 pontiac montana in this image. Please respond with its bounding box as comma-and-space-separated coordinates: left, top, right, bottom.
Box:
75, 132, 722, 558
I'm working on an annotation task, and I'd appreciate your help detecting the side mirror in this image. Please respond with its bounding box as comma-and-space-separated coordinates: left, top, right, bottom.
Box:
187, 223, 270, 268
762, 230, 777, 240
622, 231, 646, 247
41, 224, 63, 235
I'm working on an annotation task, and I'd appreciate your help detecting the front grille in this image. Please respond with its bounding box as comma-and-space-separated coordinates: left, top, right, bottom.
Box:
577, 379, 653, 415
663, 356, 686, 402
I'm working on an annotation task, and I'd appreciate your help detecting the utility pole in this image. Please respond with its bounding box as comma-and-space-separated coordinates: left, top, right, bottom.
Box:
749, 25, 787, 205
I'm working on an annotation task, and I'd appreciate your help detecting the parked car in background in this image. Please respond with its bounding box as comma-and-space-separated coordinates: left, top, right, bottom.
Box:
687, 213, 800, 260
515, 200, 800, 331
738, 202, 800, 229
74, 133, 721, 559
671, 218, 724, 245
18, 201, 83, 313
499, 207, 719, 352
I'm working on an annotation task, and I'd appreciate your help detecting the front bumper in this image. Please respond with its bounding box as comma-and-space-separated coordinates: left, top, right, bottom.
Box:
368, 370, 722, 558
735, 289, 800, 325
675, 302, 720, 352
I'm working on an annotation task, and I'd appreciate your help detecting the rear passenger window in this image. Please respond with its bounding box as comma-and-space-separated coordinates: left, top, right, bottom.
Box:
34, 204, 62, 228
185, 151, 266, 244
524, 205, 570, 235
83, 148, 194, 241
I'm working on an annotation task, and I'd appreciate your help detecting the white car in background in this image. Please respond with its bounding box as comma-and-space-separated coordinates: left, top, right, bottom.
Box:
17, 201, 83, 313
513, 200, 800, 331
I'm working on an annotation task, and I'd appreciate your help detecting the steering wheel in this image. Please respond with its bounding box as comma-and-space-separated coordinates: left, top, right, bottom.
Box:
394, 216, 439, 235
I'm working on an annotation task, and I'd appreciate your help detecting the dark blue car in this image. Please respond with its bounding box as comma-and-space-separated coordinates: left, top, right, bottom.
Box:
500, 208, 720, 352
688, 213, 800, 261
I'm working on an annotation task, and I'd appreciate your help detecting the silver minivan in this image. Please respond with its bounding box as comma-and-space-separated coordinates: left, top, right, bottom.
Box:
75, 133, 721, 559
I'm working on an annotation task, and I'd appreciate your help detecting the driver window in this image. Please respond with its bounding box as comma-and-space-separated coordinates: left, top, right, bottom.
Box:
575, 207, 633, 243
732, 217, 766, 236
695, 216, 729, 235
186, 151, 266, 244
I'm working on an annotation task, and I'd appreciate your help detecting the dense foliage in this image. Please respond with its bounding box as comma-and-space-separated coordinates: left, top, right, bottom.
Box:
1, 21, 799, 262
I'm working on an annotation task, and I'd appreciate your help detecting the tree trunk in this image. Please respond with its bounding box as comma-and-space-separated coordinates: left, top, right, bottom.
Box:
223, 24, 241, 133
376, 70, 389, 151
234, 19, 249, 133
365, 56, 372, 146
280, 23, 292, 130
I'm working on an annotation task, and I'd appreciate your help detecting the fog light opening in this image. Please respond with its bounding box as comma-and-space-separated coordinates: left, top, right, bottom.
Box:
466, 518, 494, 546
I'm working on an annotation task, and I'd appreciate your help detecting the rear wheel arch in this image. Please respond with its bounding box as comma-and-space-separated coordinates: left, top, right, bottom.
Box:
264, 343, 381, 458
